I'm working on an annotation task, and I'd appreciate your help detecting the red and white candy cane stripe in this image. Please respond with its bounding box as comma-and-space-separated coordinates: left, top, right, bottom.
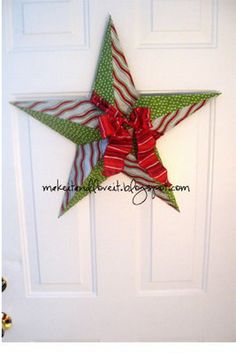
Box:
110, 23, 139, 115
152, 99, 208, 135
102, 135, 133, 176
123, 154, 176, 208
14, 99, 102, 129
136, 130, 171, 186
59, 139, 108, 215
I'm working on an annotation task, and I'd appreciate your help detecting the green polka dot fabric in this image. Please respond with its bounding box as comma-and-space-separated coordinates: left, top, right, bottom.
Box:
17, 106, 102, 145
135, 92, 220, 120
93, 17, 114, 105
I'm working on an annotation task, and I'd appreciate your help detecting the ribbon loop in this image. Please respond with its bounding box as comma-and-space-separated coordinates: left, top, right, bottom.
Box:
130, 107, 153, 132
95, 95, 171, 186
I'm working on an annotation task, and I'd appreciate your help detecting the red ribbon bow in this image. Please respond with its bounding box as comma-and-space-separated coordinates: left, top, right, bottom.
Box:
91, 93, 171, 187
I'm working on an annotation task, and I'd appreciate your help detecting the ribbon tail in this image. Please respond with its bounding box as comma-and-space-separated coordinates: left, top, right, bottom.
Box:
103, 135, 133, 176
139, 153, 171, 187
147, 163, 172, 187
136, 131, 172, 187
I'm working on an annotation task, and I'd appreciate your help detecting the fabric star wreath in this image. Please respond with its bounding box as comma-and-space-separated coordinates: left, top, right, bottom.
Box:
12, 17, 220, 217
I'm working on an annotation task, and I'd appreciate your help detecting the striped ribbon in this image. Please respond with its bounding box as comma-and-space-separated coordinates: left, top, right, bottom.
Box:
91, 93, 171, 186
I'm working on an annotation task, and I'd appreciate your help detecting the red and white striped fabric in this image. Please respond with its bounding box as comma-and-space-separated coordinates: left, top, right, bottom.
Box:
152, 99, 209, 135
60, 139, 108, 216
123, 154, 178, 209
136, 130, 171, 187
14, 98, 102, 129
102, 135, 132, 176
110, 22, 139, 114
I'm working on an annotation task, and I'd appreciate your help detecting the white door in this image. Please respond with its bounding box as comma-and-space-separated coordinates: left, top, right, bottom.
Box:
3, 0, 236, 342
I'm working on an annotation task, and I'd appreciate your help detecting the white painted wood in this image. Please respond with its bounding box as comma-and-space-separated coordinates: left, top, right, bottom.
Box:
3, 0, 236, 342
136, 0, 218, 48
8, 0, 89, 50
139, 101, 215, 293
